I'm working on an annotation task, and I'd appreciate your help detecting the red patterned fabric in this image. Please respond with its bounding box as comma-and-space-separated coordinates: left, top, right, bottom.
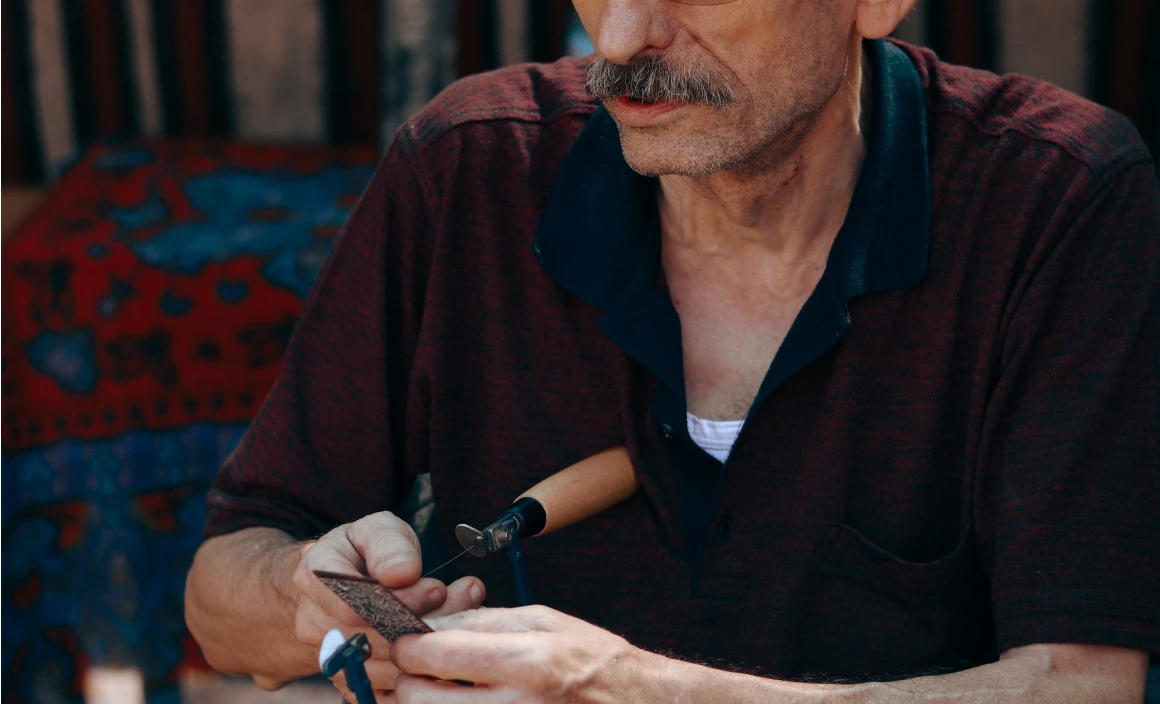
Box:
2, 140, 377, 451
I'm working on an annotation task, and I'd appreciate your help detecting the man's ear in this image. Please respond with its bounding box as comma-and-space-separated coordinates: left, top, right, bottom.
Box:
855, 0, 917, 40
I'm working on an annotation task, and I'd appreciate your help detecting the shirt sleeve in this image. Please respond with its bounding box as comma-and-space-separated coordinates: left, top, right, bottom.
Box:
203, 137, 435, 540
976, 158, 1160, 654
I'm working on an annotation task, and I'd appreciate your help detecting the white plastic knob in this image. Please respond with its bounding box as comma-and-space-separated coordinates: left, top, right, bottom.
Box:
319, 628, 346, 670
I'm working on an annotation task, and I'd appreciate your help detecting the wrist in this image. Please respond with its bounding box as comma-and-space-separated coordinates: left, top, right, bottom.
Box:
632, 649, 855, 704
625, 647, 728, 704
274, 539, 314, 605
269, 540, 321, 678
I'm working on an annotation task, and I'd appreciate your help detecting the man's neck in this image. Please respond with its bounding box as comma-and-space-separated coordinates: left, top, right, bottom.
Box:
657, 40, 871, 265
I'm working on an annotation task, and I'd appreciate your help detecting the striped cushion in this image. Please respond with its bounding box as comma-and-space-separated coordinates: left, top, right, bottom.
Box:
2, 0, 1155, 185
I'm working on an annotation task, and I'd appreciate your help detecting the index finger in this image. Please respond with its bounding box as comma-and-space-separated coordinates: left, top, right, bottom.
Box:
425, 605, 557, 633
391, 631, 547, 686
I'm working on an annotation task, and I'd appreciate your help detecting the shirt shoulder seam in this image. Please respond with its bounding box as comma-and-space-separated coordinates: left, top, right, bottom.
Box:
400, 102, 599, 159
927, 103, 1154, 179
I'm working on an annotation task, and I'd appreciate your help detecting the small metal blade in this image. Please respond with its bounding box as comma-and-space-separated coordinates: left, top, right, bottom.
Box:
455, 524, 488, 557
419, 524, 489, 578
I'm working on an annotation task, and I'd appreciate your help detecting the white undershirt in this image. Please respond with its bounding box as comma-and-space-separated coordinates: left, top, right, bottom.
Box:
686, 412, 744, 463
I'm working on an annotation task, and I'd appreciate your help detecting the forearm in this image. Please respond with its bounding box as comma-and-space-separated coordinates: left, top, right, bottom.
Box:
184, 527, 317, 687
845, 645, 1146, 704
643, 644, 1147, 704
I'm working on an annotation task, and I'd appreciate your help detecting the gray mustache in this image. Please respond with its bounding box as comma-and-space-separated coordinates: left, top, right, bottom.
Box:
586, 55, 735, 109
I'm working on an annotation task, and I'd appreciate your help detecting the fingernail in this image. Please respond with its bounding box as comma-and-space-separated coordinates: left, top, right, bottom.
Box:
469, 583, 483, 605
426, 588, 443, 609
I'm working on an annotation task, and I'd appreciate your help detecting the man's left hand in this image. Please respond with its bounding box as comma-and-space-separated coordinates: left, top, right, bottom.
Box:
388, 606, 1150, 704
390, 605, 666, 703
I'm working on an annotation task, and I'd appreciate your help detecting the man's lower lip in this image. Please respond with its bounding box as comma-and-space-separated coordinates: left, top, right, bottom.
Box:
611, 97, 685, 126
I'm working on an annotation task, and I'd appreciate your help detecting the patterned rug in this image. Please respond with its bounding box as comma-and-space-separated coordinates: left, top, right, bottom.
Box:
1, 139, 376, 703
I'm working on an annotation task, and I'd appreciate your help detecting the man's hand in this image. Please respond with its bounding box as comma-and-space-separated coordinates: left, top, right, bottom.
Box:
389, 605, 665, 704
386, 606, 1149, 704
291, 512, 486, 698
186, 514, 486, 698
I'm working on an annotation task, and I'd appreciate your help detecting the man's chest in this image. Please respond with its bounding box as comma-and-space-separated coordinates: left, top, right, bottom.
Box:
673, 294, 801, 420
664, 256, 823, 421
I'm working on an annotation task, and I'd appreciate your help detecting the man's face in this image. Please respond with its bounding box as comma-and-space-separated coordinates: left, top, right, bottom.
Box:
574, 0, 857, 178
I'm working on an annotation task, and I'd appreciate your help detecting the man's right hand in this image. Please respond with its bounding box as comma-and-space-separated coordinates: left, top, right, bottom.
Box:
185, 512, 485, 694
284, 511, 486, 694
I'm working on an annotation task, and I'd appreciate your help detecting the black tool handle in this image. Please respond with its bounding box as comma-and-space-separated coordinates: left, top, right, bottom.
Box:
507, 496, 547, 537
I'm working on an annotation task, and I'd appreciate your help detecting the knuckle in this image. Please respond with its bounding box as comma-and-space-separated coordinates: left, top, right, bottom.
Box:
300, 543, 333, 575
365, 661, 400, 690
394, 674, 426, 704
523, 604, 556, 628
373, 511, 420, 549
356, 514, 406, 546
364, 510, 401, 531
393, 680, 413, 704
321, 522, 351, 550
526, 638, 554, 668
415, 644, 448, 674
313, 525, 343, 549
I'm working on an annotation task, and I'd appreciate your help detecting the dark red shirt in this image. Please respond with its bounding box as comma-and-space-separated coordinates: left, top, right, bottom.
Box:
205, 40, 1160, 680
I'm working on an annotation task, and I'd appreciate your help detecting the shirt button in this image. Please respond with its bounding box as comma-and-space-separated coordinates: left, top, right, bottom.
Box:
658, 423, 676, 441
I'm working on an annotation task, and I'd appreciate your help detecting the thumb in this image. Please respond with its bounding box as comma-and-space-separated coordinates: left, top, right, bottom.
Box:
347, 512, 423, 588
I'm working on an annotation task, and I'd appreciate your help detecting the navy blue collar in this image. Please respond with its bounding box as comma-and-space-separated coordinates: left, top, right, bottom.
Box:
534, 39, 930, 400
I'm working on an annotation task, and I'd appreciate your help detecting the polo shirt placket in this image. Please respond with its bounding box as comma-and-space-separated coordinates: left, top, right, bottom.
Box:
534, 40, 931, 595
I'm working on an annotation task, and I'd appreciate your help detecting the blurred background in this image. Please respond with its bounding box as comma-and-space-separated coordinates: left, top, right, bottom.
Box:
1, 1, 1156, 703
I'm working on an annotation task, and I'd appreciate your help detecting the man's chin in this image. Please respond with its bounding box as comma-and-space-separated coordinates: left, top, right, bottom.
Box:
616, 129, 736, 179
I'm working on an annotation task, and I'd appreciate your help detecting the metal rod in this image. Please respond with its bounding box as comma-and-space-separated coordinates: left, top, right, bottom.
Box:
506, 530, 533, 606
343, 660, 376, 704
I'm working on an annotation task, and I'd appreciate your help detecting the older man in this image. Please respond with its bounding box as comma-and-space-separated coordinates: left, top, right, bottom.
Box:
185, 0, 1159, 701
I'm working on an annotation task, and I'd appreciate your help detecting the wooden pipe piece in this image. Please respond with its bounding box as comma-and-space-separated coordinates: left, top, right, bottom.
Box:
515, 447, 639, 537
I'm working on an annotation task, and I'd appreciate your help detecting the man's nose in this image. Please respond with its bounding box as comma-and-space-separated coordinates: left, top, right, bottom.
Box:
593, 0, 674, 65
